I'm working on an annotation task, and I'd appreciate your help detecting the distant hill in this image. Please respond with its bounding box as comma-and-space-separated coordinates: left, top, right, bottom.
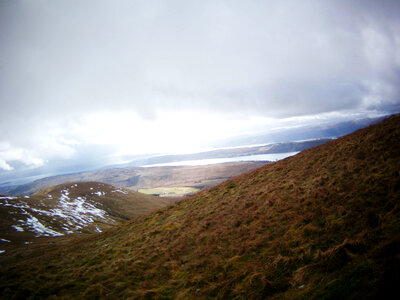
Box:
118, 138, 332, 167
0, 116, 384, 191
1, 115, 399, 299
218, 116, 385, 147
5, 161, 268, 196
3, 139, 331, 197
0, 182, 170, 252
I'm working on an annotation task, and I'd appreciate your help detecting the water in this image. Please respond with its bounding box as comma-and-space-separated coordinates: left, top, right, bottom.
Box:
143, 152, 299, 167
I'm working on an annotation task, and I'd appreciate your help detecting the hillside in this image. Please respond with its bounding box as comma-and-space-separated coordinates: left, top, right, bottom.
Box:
0, 115, 399, 299
0, 182, 170, 253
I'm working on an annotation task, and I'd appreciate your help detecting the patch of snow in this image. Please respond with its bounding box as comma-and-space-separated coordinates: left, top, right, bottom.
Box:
93, 191, 105, 196
90, 187, 93, 190
24, 196, 30, 199
24, 214, 63, 237
24, 242, 32, 245
62, 227, 74, 234
2, 188, 114, 238
0, 238, 11, 242
47, 195, 53, 199
0, 250, 5, 254
59, 196, 107, 221
44, 191, 113, 233
0, 196, 17, 199
11, 206, 63, 237
112, 189, 128, 195
3, 199, 63, 237
12, 225, 24, 232
0, 200, 30, 209
60, 189, 70, 197
30, 207, 55, 216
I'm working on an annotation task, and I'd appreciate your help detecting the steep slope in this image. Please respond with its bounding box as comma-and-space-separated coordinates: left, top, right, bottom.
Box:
0, 182, 170, 252
1, 115, 399, 299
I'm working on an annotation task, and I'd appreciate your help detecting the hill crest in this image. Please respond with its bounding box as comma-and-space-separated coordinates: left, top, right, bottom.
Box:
0, 181, 170, 252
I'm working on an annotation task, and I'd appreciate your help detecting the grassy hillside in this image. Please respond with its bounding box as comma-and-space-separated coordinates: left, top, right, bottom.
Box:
33, 181, 172, 220
1, 115, 399, 299
0, 182, 170, 254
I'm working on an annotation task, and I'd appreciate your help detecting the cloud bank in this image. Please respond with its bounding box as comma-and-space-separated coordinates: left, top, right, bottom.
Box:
0, 0, 399, 174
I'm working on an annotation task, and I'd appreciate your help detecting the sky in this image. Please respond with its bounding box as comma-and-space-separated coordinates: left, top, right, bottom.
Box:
1, 0, 400, 178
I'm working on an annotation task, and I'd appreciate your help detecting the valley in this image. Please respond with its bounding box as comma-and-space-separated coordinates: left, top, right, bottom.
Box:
5, 161, 268, 197
1, 139, 331, 197
0, 115, 398, 299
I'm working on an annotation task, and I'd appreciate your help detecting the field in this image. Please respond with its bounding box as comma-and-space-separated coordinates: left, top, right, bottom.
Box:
138, 186, 200, 197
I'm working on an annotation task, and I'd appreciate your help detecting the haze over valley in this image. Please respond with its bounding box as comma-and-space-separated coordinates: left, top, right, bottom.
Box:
1, 0, 399, 186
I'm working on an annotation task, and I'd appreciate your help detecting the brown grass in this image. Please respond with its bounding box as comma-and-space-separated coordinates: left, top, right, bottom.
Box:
0, 182, 172, 254
0, 115, 399, 299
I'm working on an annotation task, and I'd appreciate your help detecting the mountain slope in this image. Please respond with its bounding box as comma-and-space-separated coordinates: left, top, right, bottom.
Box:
0, 182, 170, 252
1, 115, 399, 299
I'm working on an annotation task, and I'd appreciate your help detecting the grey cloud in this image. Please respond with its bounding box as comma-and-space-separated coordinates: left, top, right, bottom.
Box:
0, 0, 400, 171
0, 143, 118, 186
1, 0, 399, 120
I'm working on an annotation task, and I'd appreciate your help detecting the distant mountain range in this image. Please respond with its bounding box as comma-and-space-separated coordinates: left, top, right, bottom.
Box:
1, 139, 333, 196
217, 116, 386, 147
119, 138, 333, 167
3, 162, 268, 196
1, 114, 398, 298
0, 116, 385, 192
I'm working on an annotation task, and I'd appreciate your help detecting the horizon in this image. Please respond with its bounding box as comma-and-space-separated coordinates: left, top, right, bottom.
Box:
1, 0, 400, 183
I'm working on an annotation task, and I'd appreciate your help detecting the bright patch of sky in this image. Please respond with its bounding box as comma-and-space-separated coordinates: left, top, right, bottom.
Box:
78, 111, 281, 156
0, 0, 399, 174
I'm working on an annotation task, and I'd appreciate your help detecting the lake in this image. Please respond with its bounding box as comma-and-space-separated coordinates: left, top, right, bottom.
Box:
143, 151, 299, 167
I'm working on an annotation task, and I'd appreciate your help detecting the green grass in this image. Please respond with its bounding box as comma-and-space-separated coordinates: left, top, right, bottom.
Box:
138, 186, 200, 197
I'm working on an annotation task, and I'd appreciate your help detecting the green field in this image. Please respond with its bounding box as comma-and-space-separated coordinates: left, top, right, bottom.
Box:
138, 186, 200, 197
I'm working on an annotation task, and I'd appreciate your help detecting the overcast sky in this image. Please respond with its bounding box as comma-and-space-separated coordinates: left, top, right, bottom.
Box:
1, 0, 400, 175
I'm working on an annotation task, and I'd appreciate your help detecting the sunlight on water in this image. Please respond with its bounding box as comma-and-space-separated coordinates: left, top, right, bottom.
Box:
143, 152, 299, 167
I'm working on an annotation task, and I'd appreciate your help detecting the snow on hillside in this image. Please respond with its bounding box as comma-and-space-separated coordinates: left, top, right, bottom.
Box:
0, 184, 116, 239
